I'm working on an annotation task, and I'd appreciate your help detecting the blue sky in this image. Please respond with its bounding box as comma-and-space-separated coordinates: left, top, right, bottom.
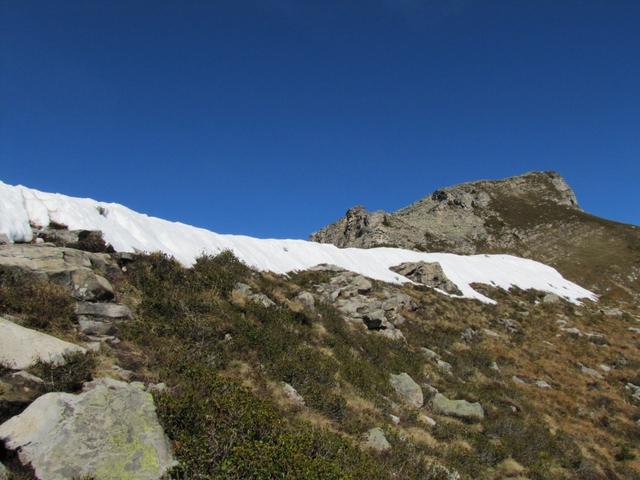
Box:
1, 1, 639, 238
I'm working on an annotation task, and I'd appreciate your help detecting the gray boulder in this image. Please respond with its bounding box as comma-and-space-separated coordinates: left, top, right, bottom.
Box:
0, 377, 177, 480
389, 373, 423, 409
626, 383, 640, 404
390, 261, 461, 294
436, 359, 453, 374
431, 393, 484, 421
232, 283, 276, 308
75, 301, 133, 335
361, 427, 391, 452
296, 291, 315, 310
281, 382, 305, 406
67, 268, 115, 301
543, 293, 563, 304
0, 234, 10, 245
580, 364, 603, 380
324, 272, 373, 300
250, 293, 276, 308
420, 347, 441, 360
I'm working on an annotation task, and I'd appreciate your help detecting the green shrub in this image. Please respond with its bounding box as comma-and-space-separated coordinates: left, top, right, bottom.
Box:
192, 250, 251, 298
154, 357, 380, 479
31, 352, 97, 393
0, 268, 74, 332
615, 444, 636, 462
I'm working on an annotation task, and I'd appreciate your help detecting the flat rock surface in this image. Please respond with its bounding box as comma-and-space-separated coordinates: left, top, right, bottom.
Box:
0, 378, 176, 480
0, 316, 85, 370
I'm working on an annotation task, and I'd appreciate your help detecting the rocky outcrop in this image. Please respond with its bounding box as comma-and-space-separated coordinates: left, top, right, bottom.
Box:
310, 172, 580, 254
0, 244, 116, 301
309, 171, 640, 299
0, 378, 177, 480
0, 316, 86, 370
390, 262, 461, 294
34, 226, 113, 253
431, 393, 484, 421
314, 269, 416, 340
75, 301, 133, 335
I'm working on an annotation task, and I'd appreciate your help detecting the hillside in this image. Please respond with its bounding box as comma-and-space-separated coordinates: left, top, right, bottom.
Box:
0, 180, 638, 480
310, 172, 640, 301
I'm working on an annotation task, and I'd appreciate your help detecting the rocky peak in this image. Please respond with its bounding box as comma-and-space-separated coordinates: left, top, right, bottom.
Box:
310, 171, 582, 254
310, 170, 640, 300
419, 171, 579, 210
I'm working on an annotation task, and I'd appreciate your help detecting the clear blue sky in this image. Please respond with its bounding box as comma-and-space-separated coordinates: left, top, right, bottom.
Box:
1, 1, 639, 238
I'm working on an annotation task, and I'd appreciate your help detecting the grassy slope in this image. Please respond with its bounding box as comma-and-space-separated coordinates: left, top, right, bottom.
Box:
2, 251, 639, 479
484, 194, 640, 301
115, 253, 639, 479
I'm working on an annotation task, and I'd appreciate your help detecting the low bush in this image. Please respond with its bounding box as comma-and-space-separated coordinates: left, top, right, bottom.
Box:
0, 269, 74, 332
31, 352, 97, 393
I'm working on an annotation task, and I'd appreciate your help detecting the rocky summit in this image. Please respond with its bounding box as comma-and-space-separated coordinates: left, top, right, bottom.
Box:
0, 177, 638, 480
311, 171, 640, 300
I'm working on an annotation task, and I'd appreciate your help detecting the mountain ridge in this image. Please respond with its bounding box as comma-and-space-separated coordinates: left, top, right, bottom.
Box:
310, 171, 640, 300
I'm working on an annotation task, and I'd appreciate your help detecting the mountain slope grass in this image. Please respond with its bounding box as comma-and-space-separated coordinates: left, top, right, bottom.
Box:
112, 252, 639, 479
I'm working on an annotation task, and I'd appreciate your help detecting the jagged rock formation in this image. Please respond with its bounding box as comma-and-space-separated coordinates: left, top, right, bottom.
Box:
310, 171, 579, 252
0, 244, 117, 301
310, 171, 640, 298
314, 267, 416, 340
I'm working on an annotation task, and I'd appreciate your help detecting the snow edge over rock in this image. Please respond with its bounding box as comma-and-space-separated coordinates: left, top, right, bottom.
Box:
0, 181, 596, 304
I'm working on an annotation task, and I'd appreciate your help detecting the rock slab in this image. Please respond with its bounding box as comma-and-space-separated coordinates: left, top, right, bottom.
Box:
431, 393, 484, 421
0, 316, 86, 370
389, 372, 424, 409
0, 378, 177, 480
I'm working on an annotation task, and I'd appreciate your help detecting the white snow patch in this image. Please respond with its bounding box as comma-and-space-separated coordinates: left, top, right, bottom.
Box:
0, 181, 597, 304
